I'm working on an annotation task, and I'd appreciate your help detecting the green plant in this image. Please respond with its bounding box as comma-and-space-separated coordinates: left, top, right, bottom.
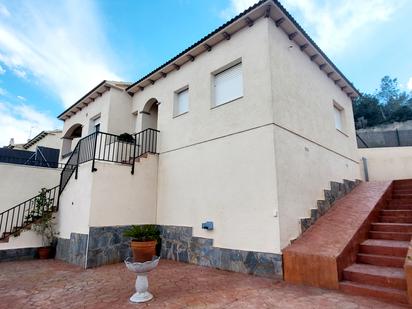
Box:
123, 225, 160, 242
28, 188, 58, 246
118, 133, 135, 143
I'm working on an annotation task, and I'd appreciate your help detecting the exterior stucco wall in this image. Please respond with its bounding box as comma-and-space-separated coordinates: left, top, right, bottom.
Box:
131, 18, 273, 153
0, 229, 42, 250
57, 161, 93, 239
107, 88, 134, 135
0, 163, 60, 213
89, 157, 158, 227
157, 125, 280, 254
267, 20, 360, 248
25, 132, 62, 152
359, 147, 412, 181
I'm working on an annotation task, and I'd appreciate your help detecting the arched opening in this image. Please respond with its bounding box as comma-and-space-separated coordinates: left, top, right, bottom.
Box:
141, 98, 158, 131
62, 123, 82, 157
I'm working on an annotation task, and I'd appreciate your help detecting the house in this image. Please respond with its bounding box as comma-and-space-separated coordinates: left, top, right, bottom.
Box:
1, 0, 361, 279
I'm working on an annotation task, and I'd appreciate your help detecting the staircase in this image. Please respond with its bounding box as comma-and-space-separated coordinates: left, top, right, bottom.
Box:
340, 180, 412, 304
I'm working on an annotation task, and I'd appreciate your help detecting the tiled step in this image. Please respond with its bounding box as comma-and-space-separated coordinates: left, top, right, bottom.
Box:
371, 222, 412, 233
380, 216, 412, 223
392, 194, 412, 199
359, 239, 409, 257
369, 231, 412, 241
340, 281, 408, 304
342, 263, 406, 290
381, 209, 412, 217
388, 199, 412, 205
386, 203, 412, 210
393, 189, 412, 195
357, 253, 405, 268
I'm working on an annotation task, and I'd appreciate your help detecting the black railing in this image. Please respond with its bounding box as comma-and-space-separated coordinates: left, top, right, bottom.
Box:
0, 156, 66, 169
0, 186, 59, 240
59, 129, 159, 194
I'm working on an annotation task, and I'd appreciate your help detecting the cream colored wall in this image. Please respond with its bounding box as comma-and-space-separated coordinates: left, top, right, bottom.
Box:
157, 125, 281, 253
0, 229, 43, 250
0, 163, 60, 213
267, 21, 360, 248
25, 132, 63, 151
359, 147, 412, 181
107, 88, 134, 135
131, 18, 273, 153
57, 161, 93, 239
89, 156, 158, 227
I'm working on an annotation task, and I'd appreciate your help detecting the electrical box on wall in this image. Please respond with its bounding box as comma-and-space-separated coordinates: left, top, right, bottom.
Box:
202, 221, 214, 230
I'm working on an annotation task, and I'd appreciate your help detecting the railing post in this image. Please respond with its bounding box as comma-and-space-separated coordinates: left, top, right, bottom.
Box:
91, 132, 98, 172
131, 133, 137, 175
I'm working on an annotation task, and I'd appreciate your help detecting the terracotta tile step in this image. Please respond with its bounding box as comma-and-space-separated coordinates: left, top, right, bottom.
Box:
393, 189, 412, 194
371, 222, 412, 233
369, 230, 412, 241
392, 194, 412, 199
342, 263, 406, 290
386, 203, 412, 210
339, 281, 408, 304
381, 209, 412, 217
357, 253, 405, 268
380, 216, 412, 223
359, 239, 409, 257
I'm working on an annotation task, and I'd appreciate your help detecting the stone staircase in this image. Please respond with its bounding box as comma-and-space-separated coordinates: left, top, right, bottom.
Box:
340, 180, 412, 304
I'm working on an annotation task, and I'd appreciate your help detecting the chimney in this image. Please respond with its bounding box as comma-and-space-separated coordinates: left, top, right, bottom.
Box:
9, 138, 15, 146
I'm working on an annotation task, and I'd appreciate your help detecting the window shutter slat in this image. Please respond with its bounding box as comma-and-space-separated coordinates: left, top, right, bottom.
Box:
214, 63, 243, 106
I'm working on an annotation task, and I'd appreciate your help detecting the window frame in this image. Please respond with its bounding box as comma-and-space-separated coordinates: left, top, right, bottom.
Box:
173, 86, 189, 118
212, 60, 243, 108
333, 101, 346, 135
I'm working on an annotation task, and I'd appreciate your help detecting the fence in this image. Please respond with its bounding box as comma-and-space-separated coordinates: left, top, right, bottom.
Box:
357, 129, 412, 148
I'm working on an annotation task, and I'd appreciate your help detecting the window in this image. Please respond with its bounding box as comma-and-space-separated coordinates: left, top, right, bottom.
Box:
333, 104, 344, 131
89, 116, 101, 134
174, 87, 189, 116
213, 62, 243, 107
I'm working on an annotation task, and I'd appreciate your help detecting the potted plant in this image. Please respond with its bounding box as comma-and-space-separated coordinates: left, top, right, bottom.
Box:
123, 225, 160, 262
30, 188, 58, 259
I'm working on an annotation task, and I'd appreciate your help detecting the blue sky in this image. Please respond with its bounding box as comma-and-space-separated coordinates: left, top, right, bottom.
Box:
0, 0, 411, 146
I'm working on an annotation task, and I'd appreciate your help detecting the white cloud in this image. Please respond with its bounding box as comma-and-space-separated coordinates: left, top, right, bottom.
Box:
0, 0, 122, 108
220, 0, 258, 20
0, 64, 5, 75
407, 77, 412, 91
17, 95, 26, 101
0, 87, 6, 96
0, 3, 10, 17
282, 0, 404, 55
0, 101, 61, 147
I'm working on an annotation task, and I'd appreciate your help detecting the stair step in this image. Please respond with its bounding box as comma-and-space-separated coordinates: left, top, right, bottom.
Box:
371, 222, 412, 233
343, 263, 406, 290
381, 209, 412, 217
388, 199, 412, 205
357, 253, 405, 268
369, 231, 412, 241
380, 216, 412, 223
392, 194, 412, 199
386, 203, 412, 210
340, 281, 408, 304
359, 239, 408, 257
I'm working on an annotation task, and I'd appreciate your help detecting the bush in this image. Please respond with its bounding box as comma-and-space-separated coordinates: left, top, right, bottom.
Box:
123, 225, 160, 242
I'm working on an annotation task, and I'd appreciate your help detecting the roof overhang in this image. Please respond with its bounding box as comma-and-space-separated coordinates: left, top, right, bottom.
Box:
23, 130, 62, 149
126, 0, 360, 99
57, 80, 131, 121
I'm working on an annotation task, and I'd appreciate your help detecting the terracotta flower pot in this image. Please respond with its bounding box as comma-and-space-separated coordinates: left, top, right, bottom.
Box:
38, 247, 50, 259
130, 240, 157, 262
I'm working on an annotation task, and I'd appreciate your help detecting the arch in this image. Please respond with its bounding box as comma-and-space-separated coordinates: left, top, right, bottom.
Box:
62, 123, 83, 156
141, 98, 158, 131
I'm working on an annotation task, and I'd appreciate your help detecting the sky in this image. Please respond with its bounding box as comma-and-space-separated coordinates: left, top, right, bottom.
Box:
0, 0, 411, 146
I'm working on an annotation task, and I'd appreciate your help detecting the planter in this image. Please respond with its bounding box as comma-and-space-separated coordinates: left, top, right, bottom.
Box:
130, 240, 157, 262
38, 247, 51, 259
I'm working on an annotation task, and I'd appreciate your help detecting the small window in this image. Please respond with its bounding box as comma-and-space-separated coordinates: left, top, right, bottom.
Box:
333, 104, 344, 131
213, 62, 243, 107
174, 87, 189, 116
89, 116, 101, 134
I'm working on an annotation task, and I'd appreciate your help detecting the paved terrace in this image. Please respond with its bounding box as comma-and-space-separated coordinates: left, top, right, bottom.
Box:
0, 260, 406, 308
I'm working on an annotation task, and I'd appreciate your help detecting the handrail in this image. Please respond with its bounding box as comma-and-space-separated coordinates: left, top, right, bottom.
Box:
0, 185, 59, 240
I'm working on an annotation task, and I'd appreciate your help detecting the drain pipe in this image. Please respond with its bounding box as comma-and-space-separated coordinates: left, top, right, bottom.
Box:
362, 157, 369, 182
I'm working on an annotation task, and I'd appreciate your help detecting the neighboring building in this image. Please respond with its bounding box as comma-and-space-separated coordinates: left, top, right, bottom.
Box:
1, 0, 361, 278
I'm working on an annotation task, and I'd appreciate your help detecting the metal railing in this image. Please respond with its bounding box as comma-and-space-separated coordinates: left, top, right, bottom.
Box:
59, 128, 159, 194
0, 186, 59, 240
0, 156, 66, 169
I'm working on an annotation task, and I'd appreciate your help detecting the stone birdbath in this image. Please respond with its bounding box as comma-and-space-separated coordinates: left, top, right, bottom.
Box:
125, 256, 160, 303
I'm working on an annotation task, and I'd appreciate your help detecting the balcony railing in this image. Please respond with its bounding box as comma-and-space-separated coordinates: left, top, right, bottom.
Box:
59, 128, 159, 194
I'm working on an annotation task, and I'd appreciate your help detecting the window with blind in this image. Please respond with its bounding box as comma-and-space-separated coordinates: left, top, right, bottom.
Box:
213, 62, 243, 107
174, 87, 189, 117
334, 104, 344, 131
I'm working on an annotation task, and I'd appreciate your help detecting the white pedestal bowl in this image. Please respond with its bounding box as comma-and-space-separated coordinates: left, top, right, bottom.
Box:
124, 256, 160, 303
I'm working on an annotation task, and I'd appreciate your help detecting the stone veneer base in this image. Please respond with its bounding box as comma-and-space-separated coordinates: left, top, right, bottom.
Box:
83, 225, 282, 278
55, 233, 88, 267
0, 247, 38, 262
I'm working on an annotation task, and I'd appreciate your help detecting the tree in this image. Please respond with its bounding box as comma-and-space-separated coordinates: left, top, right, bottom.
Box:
353, 94, 384, 128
